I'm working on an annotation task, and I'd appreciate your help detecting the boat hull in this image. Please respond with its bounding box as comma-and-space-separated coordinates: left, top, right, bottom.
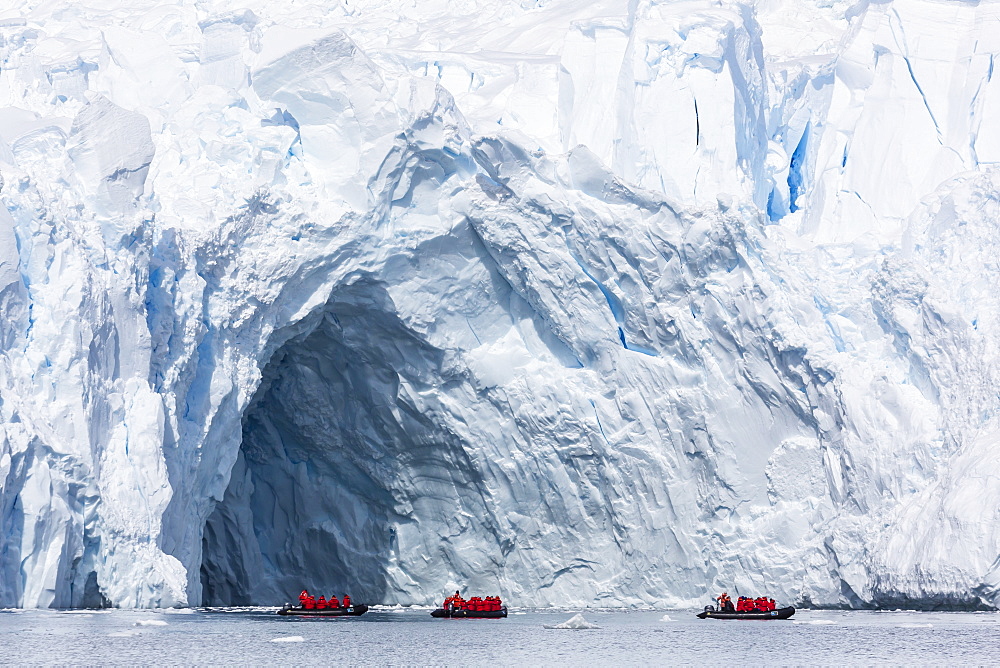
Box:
697, 606, 795, 620
277, 604, 369, 617
431, 607, 508, 619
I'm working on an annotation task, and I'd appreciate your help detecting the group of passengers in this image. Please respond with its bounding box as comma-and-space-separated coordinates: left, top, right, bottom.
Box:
736, 595, 777, 612
443, 591, 504, 612
299, 589, 351, 610
715, 592, 776, 612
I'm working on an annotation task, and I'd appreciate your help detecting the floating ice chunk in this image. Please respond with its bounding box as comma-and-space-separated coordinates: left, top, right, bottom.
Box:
370, 604, 426, 612
109, 630, 142, 637
660, 614, 673, 622
271, 636, 305, 643
543, 613, 600, 629
163, 608, 196, 614
135, 619, 168, 626
793, 619, 835, 625
203, 606, 272, 612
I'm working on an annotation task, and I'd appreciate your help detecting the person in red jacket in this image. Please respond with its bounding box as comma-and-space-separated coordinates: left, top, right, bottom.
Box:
299, 590, 309, 608
316, 595, 327, 610
304, 595, 316, 610
768, 598, 776, 611
329, 595, 340, 609
342, 594, 351, 608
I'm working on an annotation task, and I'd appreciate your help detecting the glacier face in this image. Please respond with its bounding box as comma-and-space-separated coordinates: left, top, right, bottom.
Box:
2, 0, 1000, 609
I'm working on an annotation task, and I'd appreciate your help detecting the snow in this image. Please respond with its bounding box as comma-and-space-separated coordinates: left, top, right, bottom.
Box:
2, 0, 1000, 611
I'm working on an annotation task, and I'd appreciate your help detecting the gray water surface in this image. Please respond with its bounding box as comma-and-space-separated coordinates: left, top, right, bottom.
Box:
2, 607, 998, 664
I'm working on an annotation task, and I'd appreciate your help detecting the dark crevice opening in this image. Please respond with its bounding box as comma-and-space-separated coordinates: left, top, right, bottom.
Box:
198, 280, 477, 606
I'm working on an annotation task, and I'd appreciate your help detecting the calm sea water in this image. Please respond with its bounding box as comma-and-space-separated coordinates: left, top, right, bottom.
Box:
2, 607, 998, 664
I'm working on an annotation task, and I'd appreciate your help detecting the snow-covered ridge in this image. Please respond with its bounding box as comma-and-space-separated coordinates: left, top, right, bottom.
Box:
2, 0, 1000, 609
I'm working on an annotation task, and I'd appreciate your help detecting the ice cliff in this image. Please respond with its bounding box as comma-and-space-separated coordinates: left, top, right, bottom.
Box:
3, 0, 1000, 609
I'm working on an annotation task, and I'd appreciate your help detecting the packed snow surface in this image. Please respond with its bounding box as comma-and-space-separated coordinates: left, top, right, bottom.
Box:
2, 0, 1000, 610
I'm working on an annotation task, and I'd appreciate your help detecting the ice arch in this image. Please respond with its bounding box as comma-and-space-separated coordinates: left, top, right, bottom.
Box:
199, 280, 495, 605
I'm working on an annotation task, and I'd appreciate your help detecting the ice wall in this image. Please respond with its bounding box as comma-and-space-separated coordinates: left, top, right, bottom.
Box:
3, 0, 1000, 609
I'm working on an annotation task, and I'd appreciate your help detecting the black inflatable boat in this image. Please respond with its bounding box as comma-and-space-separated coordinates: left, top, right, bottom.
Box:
431, 607, 508, 619
697, 605, 795, 620
277, 604, 369, 617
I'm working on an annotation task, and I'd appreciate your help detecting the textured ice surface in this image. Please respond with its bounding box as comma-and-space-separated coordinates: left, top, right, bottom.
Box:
2, 0, 1000, 609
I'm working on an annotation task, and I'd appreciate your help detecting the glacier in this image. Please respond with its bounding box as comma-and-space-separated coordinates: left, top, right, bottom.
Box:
2, 0, 1000, 609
